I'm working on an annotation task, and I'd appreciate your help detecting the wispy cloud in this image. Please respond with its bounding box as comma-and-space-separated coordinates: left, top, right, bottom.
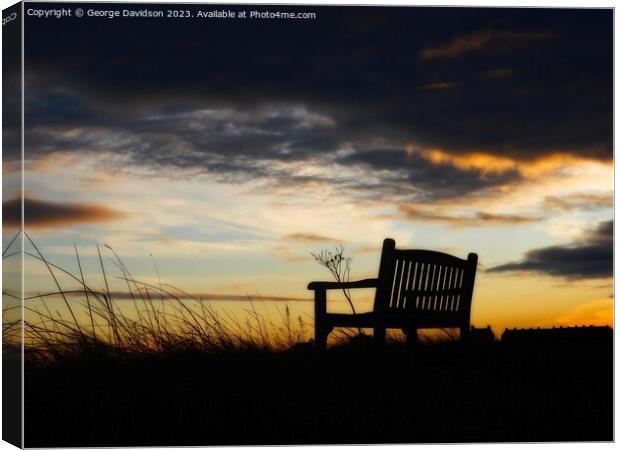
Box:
419, 82, 457, 90
542, 193, 613, 212
399, 204, 538, 227
420, 29, 554, 60
484, 67, 516, 79
3, 197, 126, 228
30, 290, 312, 302
285, 232, 340, 243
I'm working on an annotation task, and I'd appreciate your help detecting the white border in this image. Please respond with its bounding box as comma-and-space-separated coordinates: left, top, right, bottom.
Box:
0, 1, 615, 450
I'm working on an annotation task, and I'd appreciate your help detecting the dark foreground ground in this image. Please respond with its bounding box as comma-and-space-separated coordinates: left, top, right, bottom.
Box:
23, 338, 612, 446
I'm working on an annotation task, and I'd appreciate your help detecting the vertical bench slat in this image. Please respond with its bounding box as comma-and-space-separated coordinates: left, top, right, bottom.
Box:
416, 263, 424, 309
402, 261, 412, 308
424, 263, 431, 309
394, 259, 406, 309
400, 261, 412, 309
402, 260, 410, 308
449, 267, 457, 311
405, 261, 419, 309
389, 259, 400, 308
426, 264, 433, 309
432, 266, 439, 311
455, 268, 463, 310
445, 266, 453, 311
439, 264, 448, 310
423, 262, 431, 309
455, 269, 465, 311
437, 265, 445, 309
433, 264, 442, 310
432, 265, 442, 311
455, 268, 461, 310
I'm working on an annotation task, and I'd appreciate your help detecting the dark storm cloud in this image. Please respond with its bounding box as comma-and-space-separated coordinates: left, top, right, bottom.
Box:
140, 107, 339, 159
20, 5, 613, 182
3, 198, 126, 228
24, 115, 526, 203
584, 220, 613, 244
340, 148, 522, 201
488, 220, 613, 279
24, 105, 351, 188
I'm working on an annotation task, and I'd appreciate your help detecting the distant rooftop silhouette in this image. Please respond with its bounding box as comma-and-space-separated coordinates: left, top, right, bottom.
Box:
501, 325, 612, 344
470, 325, 496, 343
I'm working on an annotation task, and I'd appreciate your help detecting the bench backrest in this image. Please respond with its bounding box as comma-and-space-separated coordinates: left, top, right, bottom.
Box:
373, 239, 478, 318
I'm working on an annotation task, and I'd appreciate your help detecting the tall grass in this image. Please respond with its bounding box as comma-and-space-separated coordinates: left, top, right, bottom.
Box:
3, 232, 325, 364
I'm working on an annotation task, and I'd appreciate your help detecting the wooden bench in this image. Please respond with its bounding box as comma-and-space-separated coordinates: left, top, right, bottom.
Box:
308, 238, 478, 349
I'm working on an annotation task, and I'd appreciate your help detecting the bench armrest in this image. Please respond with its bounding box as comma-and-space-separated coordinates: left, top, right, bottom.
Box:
309, 278, 378, 325
307, 278, 379, 291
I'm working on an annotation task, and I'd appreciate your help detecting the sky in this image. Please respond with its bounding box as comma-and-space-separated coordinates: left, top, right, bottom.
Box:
3, 4, 613, 334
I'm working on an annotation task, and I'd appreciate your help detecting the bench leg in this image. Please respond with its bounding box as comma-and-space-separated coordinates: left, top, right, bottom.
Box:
315, 324, 330, 351
404, 327, 418, 347
374, 326, 386, 345
460, 323, 471, 341
314, 288, 329, 350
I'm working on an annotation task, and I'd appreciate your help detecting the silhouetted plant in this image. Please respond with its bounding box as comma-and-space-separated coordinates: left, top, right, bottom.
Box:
311, 244, 356, 315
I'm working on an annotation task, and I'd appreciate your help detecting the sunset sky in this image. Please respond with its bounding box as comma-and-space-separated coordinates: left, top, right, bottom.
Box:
4, 4, 613, 334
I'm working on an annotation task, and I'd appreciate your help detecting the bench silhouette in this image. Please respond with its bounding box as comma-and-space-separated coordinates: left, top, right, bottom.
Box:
308, 238, 478, 349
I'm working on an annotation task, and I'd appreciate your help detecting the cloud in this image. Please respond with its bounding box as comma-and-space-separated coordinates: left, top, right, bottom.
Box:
3, 197, 126, 228
485, 68, 516, 79
341, 147, 522, 202
19, 7, 612, 168
541, 193, 613, 212
285, 232, 340, 243
488, 220, 613, 279
407, 146, 518, 173
32, 290, 311, 302
419, 82, 457, 90
271, 245, 313, 263
25, 117, 527, 204
420, 29, 554, 60
407, 145, 612, 177
399, 204, 538, 227
119, 291, 311, 302
14, 7, 612, 211
584, 220, 613, 244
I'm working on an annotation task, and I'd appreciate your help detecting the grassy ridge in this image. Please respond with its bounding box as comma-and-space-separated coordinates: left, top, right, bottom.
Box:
23, 338, 612, 446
